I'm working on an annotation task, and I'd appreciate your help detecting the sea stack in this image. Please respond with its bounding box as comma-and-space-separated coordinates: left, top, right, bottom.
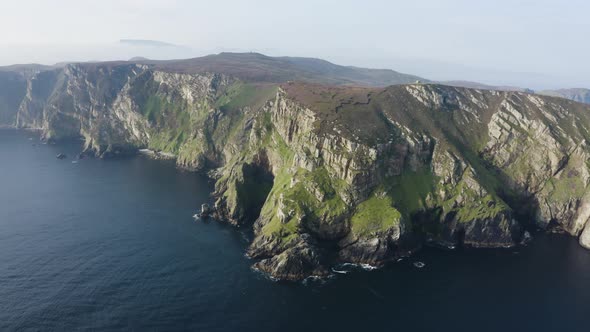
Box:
201, 203, 212, 218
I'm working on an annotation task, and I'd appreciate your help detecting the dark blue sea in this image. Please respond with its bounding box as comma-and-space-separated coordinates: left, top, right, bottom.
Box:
1, 129, 589, 331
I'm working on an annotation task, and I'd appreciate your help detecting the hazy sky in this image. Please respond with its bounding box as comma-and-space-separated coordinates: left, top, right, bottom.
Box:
1, 0, 588, 89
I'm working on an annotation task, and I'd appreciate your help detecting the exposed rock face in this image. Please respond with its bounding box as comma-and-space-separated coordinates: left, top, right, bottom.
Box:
0, 71, 27, 126
581, 222, 590, 249
252, 234, 330, 281
2, 63, 590, 281
338, 223, 401, 265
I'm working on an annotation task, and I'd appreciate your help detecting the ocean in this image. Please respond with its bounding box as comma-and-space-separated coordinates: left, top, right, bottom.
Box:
1, 129, 589, 331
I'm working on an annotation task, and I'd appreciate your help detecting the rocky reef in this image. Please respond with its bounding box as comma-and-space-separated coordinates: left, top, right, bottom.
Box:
2, 60, 590, 280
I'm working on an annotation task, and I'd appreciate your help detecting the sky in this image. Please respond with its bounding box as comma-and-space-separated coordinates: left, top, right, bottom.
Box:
0, 0, 588, 89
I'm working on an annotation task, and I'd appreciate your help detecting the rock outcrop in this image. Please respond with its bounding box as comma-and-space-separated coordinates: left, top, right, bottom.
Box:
2, 62, 590, 281
581, 222, 590, 249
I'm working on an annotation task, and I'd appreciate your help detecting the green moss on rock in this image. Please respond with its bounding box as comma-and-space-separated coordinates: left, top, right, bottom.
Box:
216, 82, 277, 112
545, 175, 586, 202
259, 166, 349, 242
388, 168, 436, 215
453, 194, 508, 223
350, 193, 401, 237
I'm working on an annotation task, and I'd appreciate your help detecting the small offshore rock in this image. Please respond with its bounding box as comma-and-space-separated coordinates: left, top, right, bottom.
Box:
201, 203, 212, 218
521, 231, 533, 245
413, 261, 426, 269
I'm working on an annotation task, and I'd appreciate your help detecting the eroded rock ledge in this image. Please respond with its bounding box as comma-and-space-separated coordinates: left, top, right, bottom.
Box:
2, 64, 590, 280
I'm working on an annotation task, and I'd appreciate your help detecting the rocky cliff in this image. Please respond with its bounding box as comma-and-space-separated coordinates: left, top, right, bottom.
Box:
2, 61, 590, 280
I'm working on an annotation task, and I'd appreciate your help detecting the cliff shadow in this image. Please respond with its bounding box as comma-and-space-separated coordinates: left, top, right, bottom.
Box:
235, 153, 275, 225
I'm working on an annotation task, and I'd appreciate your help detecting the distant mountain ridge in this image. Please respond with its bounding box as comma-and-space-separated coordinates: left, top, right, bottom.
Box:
135, 52, 427, 86
0, 52, 425, 87
440, 81, 590, 105
538, 88, 590, 104
438, 80, 534, 93
2, 53, 589, 105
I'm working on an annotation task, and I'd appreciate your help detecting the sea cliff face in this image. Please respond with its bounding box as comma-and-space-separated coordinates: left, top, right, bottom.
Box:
2, 63, 590, 280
